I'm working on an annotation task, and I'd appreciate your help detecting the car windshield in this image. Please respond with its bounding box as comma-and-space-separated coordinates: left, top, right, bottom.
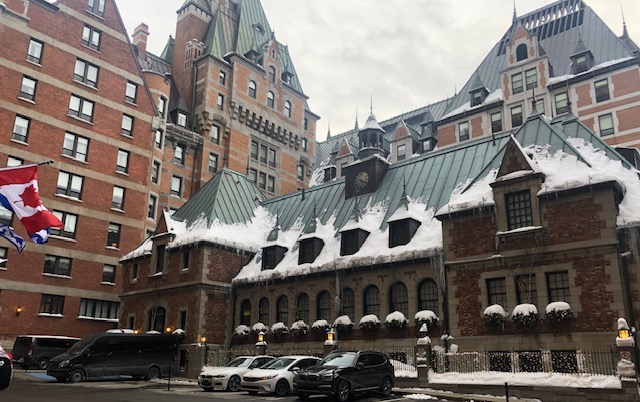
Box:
65, 335, 99, 355
320, 352, 356, 367
262, 357, 296, 370
226, 357, 252, 368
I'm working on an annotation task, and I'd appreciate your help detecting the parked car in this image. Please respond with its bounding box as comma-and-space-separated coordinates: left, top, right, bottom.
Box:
0, 346, 12, 391
197, 355, 275, 392
293, 350, 394, 401
12, 335, 80, 370
241, 355, 321, 397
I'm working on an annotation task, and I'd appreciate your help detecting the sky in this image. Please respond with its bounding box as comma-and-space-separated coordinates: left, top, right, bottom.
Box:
117, 0, 640, 141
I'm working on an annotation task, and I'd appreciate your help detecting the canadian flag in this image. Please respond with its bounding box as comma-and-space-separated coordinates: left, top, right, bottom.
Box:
0, 165, 62, 248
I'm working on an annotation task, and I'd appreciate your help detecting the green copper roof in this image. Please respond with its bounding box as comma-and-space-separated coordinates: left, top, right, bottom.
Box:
171, 168, 266, 227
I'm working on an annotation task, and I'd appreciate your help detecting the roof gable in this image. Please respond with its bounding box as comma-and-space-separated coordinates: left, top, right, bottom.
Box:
496, 136, 540, 179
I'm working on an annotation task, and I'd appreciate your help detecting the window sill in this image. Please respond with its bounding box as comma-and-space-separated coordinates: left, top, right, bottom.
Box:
38, 313, 63, 318
10, 138, 28, 146
67, 114, 94, 125
149, 272, 164, 278
49, 235, 77, 243
130, 278, 138, 284
54, 193, 82, 203
0, 267, 7, 271
170, 194, 182, 199
80, 44, 100, 54
61, 154, 88, 164
125, 100, 138, 107
110, 208, 125, 214
101, 281, 115, 286
18, 97, 36, 104
106, 246, 120, 251
25, 59, 42, 68
78, 316, 119, 323
115, 171, 129, 177
72, 79, 99, 91
121, 132, 134, 139
181, 268, 189, 273
42, 273, 71, 279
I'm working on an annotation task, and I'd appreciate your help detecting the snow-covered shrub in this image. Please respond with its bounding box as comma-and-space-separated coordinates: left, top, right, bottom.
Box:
311, 319, 330, 333
511, 303, 538, 327
271, 322, 288, 338
251, 322, 268, 335
290, 320, 309, 337
359, 314, 381, 330
385, 311, 408, 329
333, 315, 354, 332
544, 301, 573, 323
414, 310, 439, 329
483, 304, 507, 327
172, 328, 186, 340
233, 325, 250, 338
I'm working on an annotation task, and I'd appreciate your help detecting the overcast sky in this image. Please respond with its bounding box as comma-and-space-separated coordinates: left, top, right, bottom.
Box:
117, 0, 640, 141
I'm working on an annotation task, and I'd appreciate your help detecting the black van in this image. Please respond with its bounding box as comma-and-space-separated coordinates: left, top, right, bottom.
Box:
12, 335, 80, 370
47, 332, 177, 382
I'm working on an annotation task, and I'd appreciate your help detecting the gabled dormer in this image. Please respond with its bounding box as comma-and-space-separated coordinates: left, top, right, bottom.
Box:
391, 120, 419, 163
506, 24, 540, 66
469, 73, 489, 107
339, 202, 369, 256
335, 137, 357, 178
570, 36, 594, 74
387, 187, 421, 248
262, 216, 288, 270
298, 207, 324, 264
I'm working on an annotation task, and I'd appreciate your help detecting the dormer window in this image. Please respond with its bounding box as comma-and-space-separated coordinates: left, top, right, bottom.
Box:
323, 166, 336, 183
516, 44, 528, 62
470, 90, 483, 107
389, 219, 421, 248
575, 55, 587, 73
340, 229, 368, 256
397, 144, 406, 161
506, 190, 533, 230
262, 245, 286, 270
298, 238, 324, 264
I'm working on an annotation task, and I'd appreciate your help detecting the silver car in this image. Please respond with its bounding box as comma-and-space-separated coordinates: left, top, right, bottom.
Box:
198, 355, 274, 392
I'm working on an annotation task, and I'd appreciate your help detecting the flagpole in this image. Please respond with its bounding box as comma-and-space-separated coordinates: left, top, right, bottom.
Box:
36, 160, 54, 166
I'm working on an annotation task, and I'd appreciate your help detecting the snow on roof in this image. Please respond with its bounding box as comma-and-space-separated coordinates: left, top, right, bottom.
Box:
547, 57, 635, 86
440, 89, 503, 120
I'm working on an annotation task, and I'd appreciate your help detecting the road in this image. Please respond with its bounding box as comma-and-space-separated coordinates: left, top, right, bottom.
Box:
2, 370, 448, 402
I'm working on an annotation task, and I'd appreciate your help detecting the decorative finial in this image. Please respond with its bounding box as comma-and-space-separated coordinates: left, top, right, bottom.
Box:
354, 106, 359, 130
370, 94, 373, 115
621, 4, 629, 37
512, 0, 517, 23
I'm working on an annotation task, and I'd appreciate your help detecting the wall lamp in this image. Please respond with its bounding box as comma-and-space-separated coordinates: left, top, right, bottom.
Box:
15, 307, 22, 316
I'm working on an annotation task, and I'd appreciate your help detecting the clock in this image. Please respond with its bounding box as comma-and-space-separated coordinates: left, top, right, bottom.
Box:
354, 171, 369, 190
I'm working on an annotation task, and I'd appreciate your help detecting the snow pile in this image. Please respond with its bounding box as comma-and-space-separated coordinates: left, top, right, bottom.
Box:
251, 322, 268, 334
234, 325, 250, 336
385, 311, 408, 328
312, 319, 330, 330
545, 301, 571, 313
427, 371, 622, 388
512, 304, 537, 316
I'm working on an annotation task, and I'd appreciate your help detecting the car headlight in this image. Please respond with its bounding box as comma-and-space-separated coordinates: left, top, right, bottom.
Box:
58, 360, 71, 368
259, 375, 277, 380
320, 371, 335, 381
213, 374, 226, 378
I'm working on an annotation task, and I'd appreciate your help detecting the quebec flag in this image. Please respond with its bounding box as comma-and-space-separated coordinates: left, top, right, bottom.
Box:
0, 165, 62, 252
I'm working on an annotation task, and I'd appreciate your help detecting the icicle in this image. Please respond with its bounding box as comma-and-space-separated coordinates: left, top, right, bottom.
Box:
625, 226, 640, 264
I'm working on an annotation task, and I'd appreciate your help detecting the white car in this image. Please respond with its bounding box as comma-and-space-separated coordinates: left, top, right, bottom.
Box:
198, 355, 274, 392
241, 355, 321, 396
0, 346, 12, 391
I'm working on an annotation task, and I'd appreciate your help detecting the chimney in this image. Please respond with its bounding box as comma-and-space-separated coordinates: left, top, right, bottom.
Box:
132, 23, 150, 58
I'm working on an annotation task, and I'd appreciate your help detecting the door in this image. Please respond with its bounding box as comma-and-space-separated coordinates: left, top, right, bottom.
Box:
104, 340, 133, 376
83, 341, 106, 379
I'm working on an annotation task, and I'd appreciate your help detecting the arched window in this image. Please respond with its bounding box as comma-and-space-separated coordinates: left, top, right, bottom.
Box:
258, 297, 269, 325
284, 101, 291, 118
248, 80, 257, 98
240, 299, 251, 327
389, 282, 408, 317
148, 306, 166, 332
268, 66, 276, 84
363, 285, 380, 317
297, 293, 309, 323
516, 44, 528, 61
267, 91, 274, 108
418, 279, 439, 315
317, 291, 331, 320
341, 288, 355, 319
277, 295, 288, 325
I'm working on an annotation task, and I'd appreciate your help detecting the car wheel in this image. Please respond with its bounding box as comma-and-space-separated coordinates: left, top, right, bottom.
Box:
334, 380, 350, 402
145, 366, 160, 380
69, 369, 85, 383
247, 391, 259, 395
275, 379, 290, 397
227, 375, 241, 392
37, 358, 49, 370
380, 376, 392, 396
202, 387, 213, 392
297, 392, 310, 400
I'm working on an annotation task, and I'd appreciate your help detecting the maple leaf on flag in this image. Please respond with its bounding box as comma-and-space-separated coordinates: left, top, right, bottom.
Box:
19, 184, 42, 209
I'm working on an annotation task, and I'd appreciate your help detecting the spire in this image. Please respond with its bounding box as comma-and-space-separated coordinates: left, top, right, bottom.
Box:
512, 0, 517, 24
621, 4, 629, 38
354, 106, 359, 130
370, 94, 373, 115
326, 115, 331, 139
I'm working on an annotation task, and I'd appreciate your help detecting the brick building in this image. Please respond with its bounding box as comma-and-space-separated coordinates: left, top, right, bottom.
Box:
0, 0, 157, 344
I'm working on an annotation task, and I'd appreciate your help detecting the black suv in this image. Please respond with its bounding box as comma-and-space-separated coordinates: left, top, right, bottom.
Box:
293, 350, 394, 401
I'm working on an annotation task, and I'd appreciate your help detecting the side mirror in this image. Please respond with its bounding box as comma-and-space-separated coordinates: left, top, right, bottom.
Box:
290, 366, 300, 372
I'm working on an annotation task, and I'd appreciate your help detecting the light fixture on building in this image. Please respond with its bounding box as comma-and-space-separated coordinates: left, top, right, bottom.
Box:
327, 328, 335, 342
15, 307, 22, 316
200, 336, 207, 344
166, 326, 172, 333
619, 318, 631, 339
257, 331, 264, 343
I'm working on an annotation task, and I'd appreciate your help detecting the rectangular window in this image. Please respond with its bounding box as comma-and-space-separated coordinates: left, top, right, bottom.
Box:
148, 195, 157, 219
40, 294, 65, 315
487, 277, 507, 309
51, 210, 78, 239
251, 141, 259, 160
575, 55, 588, 73
155, 244, 165, 274
154, 130, 163, 149
68, 95, 94, 122
491, 111, 502, 133
0, 247, 7, 269
12, 115, 30, 142
82, 25, 101, 51
107, 223, 121, 248
219, 70, 226, 86
594, 79, 610, 103
27, 38, 44, 64
506, 190, 533, 230
111, 186, 125, 210
131, 263, 139, 282
102, 264, 115, 284
116, 149, 129, 173
158, 96, 166, 119
125, 81, 137, 103
511, 105, 523, 127
397, 144, 407, 161
555, 92, 569, 115
181, 251, 189, 270
210, 125, 220, 144
547, 271, 570, 303
302, 138, 308, 152
121, 114, 133, 136
304, 118, 309, 131
217, 93, 224, 111
73, 59, 99, 88
79, 298, 119, 320
56, 171, 83, 199
87, 0, 105, 17
7, 156, 23, 167
258, 172, 266, 189
297, 164, 305, 181
174, 144, 184, 165
177, 112, 187, 127
259, 144, 267, 164
43, 254, 72, 276
171, 176, 182, 197
208, 153, 218, 174
62, 132, 89, 161
19, 76, 37, 101
151, 161, 160, 184
458, 121, 469, 141
511, 73, 523, 94
267, 148, 276, 167
180, 311, 187, 331
525, 68, 537, 90
267, 175, 275, 193
598, 113, 614, 136
516, 274, 537, 305
248, 168, 257, 183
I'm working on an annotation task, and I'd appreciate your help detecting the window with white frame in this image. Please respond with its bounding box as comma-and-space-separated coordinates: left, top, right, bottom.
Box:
121, 114, 133, 136
43, 254, 72, 276
51, 210, 78, 239
174, 144, 184, 165
82, 25, 101, 51
73, 59, 99, 88
12, 115, 30, 142
598, 113, 614, 136
511, 105, 523, 127
525, 68, 537, 90
177, 112, 187, 127
219, 70, 226, 86
102, 264, 115, 284
86, 0, 105, 17
397, 144, 407, 161
62, 132, 89, 161
248, 80, 257, 98
7, 156, 23, 167
208, 153, 218, 173
79, 298, 119, 320
284, 100, 291, 117
68, 95, 94, 122
171, 176, 182, 197
158, 96, 166, 119
116, 149, 129, 173
491, 111, 502, 133
210, 125, 220, 144
40, 294, 65, 315
458, 121, 469, 141
56, 171, 83, 199
19, 76, 37, 101
151, 160, 160, 184
555, 92, 569, 115
111, 186, 125, 210
511, 73, 523, 94
594, 79, 610, 103
125, 81, 137, 103
302, 138, 308, 152
148, 194, 157, 219
217, 93, 224, 111
107, 222, 121, 248
27, 38, 44, 64
154, 130, 163, 149
267, 91, 274, 108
